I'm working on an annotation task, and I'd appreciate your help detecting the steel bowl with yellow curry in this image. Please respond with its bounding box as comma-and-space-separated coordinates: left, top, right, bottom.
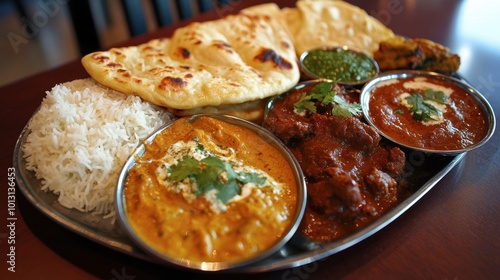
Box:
115, 114, 306, 271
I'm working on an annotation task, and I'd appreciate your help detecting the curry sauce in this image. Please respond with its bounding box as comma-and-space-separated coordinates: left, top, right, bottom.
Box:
124, 116, 298, 262
368, 76, 488, 150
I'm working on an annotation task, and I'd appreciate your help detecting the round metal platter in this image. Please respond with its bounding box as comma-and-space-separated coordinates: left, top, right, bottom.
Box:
14, 115, 465, 273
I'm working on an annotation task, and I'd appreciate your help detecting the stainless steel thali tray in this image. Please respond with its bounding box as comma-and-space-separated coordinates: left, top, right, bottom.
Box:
13, 118, 466, 273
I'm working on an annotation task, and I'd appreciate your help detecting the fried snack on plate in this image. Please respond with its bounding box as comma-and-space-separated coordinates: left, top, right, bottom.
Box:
82, 13, 299, 122
243, 0, 395, 56
373, 36, 461, 73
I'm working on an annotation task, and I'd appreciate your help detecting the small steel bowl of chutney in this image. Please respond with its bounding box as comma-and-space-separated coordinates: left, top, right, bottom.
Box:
299, 46, 379, 87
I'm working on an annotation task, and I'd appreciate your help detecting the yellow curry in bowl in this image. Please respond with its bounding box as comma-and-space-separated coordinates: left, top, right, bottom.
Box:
116, 114, 306, 271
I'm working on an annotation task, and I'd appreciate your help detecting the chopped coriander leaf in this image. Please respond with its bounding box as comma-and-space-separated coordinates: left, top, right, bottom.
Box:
293, 82, 362, 117
294, 92, 317, 113
170, 155, 199, 181
423, 89, 448, 104
216, 180, 241, 204
196, 156, 234, 195
309, 82, 337, 105
405, 92, 440, 122
168, 149, 270, 204
238, 172, 267, 186
195, 141, 205, 153
394, 108, 404, 115
332, 95, 362, 117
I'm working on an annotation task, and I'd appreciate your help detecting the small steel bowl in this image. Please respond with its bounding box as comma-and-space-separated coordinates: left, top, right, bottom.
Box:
360, 70, 496, 155
299, 46, 379, 87
115, 114, 307, 271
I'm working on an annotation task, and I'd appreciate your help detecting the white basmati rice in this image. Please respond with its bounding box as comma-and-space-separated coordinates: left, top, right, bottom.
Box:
22, 78, 172, 222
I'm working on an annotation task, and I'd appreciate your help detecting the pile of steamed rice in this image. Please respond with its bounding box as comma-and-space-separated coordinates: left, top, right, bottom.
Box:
22, 78, 172, 222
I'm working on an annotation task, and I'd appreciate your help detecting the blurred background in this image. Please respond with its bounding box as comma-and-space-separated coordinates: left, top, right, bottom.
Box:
1, 0, 499, 89
0, 0, 234, 87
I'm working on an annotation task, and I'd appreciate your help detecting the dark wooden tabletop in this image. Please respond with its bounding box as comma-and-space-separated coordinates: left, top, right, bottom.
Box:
1, 1, 499, 279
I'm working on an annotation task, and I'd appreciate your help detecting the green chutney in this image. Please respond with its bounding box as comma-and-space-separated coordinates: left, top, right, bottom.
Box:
301, 48, 378, 83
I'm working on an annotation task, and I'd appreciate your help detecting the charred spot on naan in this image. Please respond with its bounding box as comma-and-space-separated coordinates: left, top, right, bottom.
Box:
255, 48, 293, 70
91, 54, 110, 64
282, 41, 291, 49
117, 69, 131, 78
183, 28, 205, 44
113, 77, 127, 84
212, 40, 233, 53
178, 48, 191, 59
106, 62, 123, 68
148, 66, 175, 75
142, 46, 156, 51
116, 69, 143, 85
159, 76, 187, 91
111, 49, 126, 58
245, 13, 270, 29
171, 47, 191, 60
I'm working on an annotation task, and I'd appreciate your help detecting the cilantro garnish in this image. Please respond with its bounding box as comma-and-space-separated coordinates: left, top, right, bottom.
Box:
405, 92, 441, 122
423, 89, 448, 104
169, 153, 267, 204
170, 155, 199, 181
237, 172, 267, 185
294, 82, 362, 117
394, 108, 404, 115
294, 92, 319, 113
332, 95, 362, 117
195, 141, 205, 153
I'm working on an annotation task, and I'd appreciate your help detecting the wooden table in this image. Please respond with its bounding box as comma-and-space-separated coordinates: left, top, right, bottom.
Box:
1, 1, 499, 279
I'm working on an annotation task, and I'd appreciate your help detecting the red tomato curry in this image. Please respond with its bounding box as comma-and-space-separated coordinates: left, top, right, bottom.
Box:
367, 76, 489, 150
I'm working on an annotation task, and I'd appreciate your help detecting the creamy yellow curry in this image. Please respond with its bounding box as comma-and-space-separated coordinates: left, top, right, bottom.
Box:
124, 116, 298, 262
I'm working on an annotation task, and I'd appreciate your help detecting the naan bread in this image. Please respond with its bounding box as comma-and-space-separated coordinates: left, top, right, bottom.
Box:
243, 0, 395, 56
81, 13, 299, 119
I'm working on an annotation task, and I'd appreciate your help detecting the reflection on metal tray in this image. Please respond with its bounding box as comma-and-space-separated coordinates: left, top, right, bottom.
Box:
14, 121, 465, 272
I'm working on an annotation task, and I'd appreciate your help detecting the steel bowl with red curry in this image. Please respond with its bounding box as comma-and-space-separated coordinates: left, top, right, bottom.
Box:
361, 71, 494, 154
263, 81, 407, 242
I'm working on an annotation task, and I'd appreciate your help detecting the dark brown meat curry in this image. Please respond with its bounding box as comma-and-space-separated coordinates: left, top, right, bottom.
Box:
263, 82, 406, 242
